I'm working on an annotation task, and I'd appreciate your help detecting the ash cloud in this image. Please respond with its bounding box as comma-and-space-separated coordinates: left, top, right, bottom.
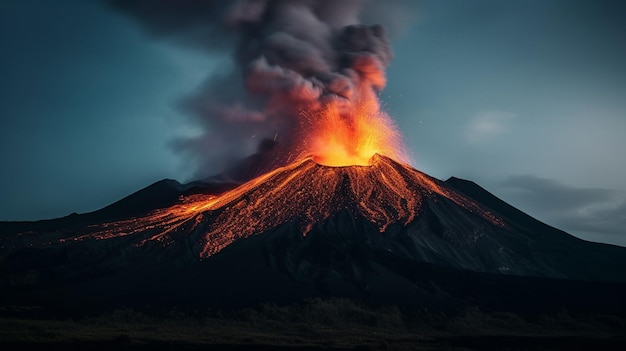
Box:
102, 0, 415, 179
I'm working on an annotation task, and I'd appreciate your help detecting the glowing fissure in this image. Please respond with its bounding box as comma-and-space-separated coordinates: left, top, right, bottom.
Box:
59, 155, 503, 258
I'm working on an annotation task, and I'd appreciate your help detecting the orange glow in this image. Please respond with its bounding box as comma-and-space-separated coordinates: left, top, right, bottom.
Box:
55, 155, 504, 259
39, 86, 501, 259
300, 87, 407, 167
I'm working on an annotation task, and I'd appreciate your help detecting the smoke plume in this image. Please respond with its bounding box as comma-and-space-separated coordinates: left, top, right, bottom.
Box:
103, 0, 415, 180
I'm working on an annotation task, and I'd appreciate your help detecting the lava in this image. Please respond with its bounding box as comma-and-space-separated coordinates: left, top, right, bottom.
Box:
57, 155, 503, 259
293, 82, 407, 168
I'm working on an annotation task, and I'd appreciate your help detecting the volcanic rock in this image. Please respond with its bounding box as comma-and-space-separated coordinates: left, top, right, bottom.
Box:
2, 154, 626, 313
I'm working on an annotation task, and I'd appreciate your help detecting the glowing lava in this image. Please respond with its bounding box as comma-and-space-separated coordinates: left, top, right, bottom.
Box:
59, 155, 503, 259
300, 88, 407, 167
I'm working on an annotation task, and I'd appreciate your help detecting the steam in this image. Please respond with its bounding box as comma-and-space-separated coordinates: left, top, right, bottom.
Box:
103, 0, 415, 179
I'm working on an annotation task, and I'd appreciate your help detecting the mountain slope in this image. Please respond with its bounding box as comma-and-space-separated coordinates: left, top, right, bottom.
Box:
445, 176, 626, 282
2, 154, 626, 313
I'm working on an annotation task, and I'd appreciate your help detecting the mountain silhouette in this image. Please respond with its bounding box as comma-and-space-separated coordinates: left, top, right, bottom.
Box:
2, 155, 626, 314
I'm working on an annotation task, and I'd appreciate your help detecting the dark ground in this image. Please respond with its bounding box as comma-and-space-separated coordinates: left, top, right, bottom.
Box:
2, 298, 626, 350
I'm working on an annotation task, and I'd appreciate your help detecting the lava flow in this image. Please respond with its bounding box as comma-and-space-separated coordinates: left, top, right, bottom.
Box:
59, 154, 503, 259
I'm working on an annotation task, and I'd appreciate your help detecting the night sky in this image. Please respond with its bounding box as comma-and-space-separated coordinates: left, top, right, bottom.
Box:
1, 0, 625, 247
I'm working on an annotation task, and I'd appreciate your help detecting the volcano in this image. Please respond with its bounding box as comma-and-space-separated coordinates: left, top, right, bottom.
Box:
2, 155, 626, 313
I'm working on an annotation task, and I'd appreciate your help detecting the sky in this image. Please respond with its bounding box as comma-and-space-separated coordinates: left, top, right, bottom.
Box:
1, 0, 625, 247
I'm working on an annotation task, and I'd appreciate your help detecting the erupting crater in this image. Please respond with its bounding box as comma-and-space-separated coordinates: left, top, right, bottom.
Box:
311, 153, 374, 167
299, 93, 407, 168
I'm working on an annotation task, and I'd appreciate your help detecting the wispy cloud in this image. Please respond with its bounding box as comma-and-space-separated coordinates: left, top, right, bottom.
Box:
466, 110, 517, 144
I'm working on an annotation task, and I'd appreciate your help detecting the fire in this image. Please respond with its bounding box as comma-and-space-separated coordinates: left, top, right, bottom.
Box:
301, 87, 407, 167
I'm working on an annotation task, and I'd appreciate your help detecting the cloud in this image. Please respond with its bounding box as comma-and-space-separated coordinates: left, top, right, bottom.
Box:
466, 110, 516, 144
499, 175, 626, 244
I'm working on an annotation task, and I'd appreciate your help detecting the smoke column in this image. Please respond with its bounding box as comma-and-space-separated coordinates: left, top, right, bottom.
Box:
104, 0, 415, 180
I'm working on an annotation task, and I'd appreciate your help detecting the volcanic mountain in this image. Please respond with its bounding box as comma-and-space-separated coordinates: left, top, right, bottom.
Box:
2, 155, 626, 312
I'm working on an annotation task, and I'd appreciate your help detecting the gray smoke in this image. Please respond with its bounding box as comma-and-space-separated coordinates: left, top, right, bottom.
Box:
103, 0, 416, 179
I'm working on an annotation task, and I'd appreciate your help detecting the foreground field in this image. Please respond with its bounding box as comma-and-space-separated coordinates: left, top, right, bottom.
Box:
2, 299, 626, 350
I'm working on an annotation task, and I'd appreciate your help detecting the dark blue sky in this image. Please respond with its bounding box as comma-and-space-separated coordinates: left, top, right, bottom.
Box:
1, 0, 625, 246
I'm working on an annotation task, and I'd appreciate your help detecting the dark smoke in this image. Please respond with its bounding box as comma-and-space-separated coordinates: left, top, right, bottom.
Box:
103, 0, 416, 180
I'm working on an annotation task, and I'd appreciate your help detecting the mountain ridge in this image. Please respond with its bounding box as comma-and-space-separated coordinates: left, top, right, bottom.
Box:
2, 155, 626, 313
